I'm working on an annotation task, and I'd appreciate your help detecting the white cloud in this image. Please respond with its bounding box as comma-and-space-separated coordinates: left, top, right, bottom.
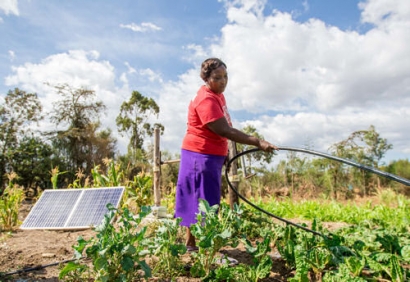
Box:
3, 0, 410, 163
0, 0, 19, 16
5, 50, 132, 152
359, 0, 410, 27
156, 68, 203, 152
155, 0, 410, 161
139, 68, 163, 83
183, 44, 208, 63
208, 1, 410, 114
251, 107, 410, 154
120, 22, 162, 32
5, 50, 115, 94
124, 62, 136, 74
8, 50, 15, 61
302, 0, 309, 13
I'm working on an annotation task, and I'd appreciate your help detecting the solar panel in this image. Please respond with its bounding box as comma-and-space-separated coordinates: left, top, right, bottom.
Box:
21, 187, 125, 230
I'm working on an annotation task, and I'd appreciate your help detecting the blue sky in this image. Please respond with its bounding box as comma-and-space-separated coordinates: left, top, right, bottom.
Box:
1, 0, 410, 165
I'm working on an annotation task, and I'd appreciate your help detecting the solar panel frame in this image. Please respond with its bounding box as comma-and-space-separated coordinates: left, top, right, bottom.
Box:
20, 187, 125, 230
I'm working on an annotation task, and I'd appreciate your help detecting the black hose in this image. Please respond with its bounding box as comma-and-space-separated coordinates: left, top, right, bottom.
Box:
224, 146, 410, 237
0, 258, 80, 277
277, 146, 410, 186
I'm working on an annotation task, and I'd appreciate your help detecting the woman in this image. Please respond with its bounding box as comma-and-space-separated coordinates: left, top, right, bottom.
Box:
175, 58, 278, 251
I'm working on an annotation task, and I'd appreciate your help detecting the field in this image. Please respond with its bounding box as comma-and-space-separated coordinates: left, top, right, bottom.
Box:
0, 201, 291, 281
1, 193, 409, 281
0, 226, 290, 281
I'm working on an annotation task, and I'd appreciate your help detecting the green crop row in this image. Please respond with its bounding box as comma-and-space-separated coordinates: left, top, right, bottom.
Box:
258, 195, 410, 230
57, 198, 409, 281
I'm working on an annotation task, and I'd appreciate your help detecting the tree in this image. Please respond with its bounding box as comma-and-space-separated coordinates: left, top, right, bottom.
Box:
49, 84, 116, 181
329, 125, 392, 195
116, 90, 164, 164
90, 127, 117, 164
0, 88, 43, 192
236, 125, 273, 176
10, 135, 55, 190
285, 151, 309, 197
385, 159, 410, 190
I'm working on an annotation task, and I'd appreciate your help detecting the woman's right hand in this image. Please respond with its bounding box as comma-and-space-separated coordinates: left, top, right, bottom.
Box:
258, 140, 278, 153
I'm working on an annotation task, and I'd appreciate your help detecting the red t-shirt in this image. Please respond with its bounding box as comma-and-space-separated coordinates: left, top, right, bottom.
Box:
182, 85, 232, 156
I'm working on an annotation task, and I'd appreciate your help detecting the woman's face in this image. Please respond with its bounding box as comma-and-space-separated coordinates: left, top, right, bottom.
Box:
207, 65, 228, 94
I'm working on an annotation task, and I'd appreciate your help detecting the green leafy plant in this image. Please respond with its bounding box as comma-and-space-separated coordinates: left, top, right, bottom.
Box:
276, 225, 297, 267
161, 181, 177, 215
323, 263, 367, 282
123, 172, 153, 212
367, 253, 406, 282
289, 245, 310, 282
0, 172, 24, 231
204, 264, 237, 281
240, 234, 274, 282
189, 199, 240, 278
59, 204, 152, 281
57, 262, 88, 282
305, 246, 333, 280
344, 255, 366, 277
50, 166, 67, 189
235, 203, 275, 239
91, 158, 124, 188
148, 217, 187, 279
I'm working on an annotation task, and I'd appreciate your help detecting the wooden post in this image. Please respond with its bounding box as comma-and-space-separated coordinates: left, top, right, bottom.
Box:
228, 140, 239, 209
153, 127, 161, 207
240, 155, 247, 178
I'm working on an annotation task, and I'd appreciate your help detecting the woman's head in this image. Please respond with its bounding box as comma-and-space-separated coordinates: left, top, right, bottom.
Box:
200, 58, 228, 94
200, 58, 227, 82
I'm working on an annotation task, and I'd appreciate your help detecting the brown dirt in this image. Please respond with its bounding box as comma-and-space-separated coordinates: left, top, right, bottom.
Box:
0, 227, 291, 281
0, 200, 350, 282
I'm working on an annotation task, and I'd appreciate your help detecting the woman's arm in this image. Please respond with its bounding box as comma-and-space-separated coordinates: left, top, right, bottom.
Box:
207, 117, 278, 152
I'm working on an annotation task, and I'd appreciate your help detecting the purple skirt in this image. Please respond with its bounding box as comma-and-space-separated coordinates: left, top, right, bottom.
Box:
175, 149, 226, 227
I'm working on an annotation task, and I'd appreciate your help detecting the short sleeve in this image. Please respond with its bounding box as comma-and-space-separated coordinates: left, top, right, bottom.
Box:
195, 96, 224, 125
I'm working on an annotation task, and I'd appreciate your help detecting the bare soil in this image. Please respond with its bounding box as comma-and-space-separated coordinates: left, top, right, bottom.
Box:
0, 199, 350, 282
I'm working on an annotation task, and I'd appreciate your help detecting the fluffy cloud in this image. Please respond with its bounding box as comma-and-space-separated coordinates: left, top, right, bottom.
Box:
3, 0, 410, 162
6, 50, 115, 93
5, 50, 132, 152
157, 0, 410, 161
0, 0, 19, 16
208, 0, 410, 114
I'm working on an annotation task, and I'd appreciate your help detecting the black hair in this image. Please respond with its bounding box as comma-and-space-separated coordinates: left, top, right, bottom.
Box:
200, 58, 227, 82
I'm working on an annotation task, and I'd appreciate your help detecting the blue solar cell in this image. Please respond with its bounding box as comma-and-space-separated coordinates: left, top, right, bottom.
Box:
66, 188, 124, 227
20, 187, 124, 230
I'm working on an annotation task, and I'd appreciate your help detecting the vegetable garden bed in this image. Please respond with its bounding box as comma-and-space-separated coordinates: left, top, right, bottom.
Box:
1, 195, 409, 281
